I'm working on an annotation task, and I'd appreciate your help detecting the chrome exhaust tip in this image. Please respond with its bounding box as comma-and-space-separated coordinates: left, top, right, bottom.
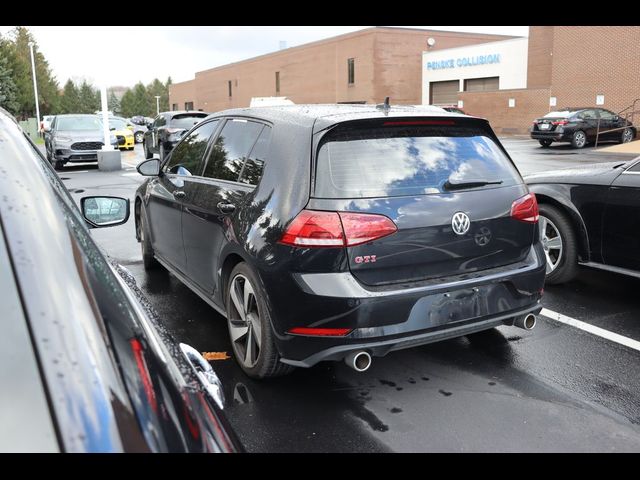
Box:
344, 351, 372, 372
514, 313, 536, 330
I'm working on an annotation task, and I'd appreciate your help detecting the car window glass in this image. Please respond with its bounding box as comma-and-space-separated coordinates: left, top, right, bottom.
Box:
628, 161, 640, 172
598, 110, 615, 120
170, 114, 208, 130
582, 110, 598, 120
202, 119, 264, 182
164, 120, 219, 176
239, 126, 271, 186
154, 116, 166, 128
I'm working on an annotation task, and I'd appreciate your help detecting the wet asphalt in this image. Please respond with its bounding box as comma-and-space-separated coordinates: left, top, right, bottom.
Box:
55, 138, 640, 452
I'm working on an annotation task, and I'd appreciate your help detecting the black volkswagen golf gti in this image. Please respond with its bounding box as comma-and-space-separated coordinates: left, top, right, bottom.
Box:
135, 104, 546, 378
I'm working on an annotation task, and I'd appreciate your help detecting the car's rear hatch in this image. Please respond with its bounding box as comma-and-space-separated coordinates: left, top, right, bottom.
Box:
308, 117, 536, 287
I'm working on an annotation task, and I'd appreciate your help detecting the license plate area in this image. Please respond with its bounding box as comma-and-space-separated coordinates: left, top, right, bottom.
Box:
539, 123, 550, 130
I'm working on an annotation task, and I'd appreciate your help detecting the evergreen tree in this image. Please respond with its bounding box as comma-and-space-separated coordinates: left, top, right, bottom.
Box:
59, 79, 80, 113
108, 89, 121, 115
78, 80, 99, 113
120, 88, 136, 118
0, 55, 19, 114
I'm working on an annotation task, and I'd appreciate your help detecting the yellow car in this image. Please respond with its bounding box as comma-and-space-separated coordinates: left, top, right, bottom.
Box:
107, 116, 135, 151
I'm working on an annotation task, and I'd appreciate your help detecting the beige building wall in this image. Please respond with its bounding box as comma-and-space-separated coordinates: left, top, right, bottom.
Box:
169, 27, 514, 113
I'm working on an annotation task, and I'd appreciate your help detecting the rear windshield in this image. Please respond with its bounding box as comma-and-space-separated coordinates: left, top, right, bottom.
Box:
314, 124, 521, 199
171, 114, 208, 129
544, 111, 572, 118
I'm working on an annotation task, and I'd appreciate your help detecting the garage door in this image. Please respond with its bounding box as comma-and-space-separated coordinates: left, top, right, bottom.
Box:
430, 80, 459, 105
464, 76, 499, 92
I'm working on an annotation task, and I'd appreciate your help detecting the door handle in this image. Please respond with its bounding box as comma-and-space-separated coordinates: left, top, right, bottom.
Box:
174, 190, 186, 199
217, 202, 236, 214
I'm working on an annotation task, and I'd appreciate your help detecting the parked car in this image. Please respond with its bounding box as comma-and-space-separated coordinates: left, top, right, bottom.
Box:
134, 104, 546, 379
143, 111, 209, 161
128, 116, 152, 143
526, 158, 640, 284
44, 114, 118, 170
0, 107, 239, 452
530, 107, 636, 148
107, 116, 135, 151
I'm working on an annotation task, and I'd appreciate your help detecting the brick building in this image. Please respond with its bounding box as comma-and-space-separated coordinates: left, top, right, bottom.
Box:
169, 27, 513, 113
169, 26, 640, 135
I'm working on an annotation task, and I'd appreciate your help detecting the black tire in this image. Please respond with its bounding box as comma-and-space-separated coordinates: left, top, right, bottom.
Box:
144, 141, 153, 159
621, 127, 634, 144
538, 203, 579, 285
539, 139, 552, 147
138, 208, 160, 270
225, 262, 294, 379
53, 159, 63, 170
570, 130, 587, 149
134, 131, 144, 144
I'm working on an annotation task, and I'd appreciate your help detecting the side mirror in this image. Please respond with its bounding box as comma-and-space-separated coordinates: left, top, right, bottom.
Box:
81, 196, 130, 228
146, 122, 154, 129
137, 158, 161, 176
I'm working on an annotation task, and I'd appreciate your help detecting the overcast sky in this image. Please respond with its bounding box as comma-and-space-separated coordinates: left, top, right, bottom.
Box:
0, 26, 529, 88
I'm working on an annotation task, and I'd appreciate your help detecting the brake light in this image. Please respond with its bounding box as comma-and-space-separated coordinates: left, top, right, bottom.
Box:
130, 338, 158, 412
552, 120, 568, 125
288, 327, 353, 336
279, 210, 397, 248
511, 193, 539, 223
383, 120, 455, 126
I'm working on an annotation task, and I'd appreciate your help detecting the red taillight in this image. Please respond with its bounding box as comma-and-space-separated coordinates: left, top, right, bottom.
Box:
288, 327, 353, 336
552, 120, 568, 125
130, 338, 158, 412
511, 193, 539, 223
279, 210, 397, 248
383, 120, 455, 126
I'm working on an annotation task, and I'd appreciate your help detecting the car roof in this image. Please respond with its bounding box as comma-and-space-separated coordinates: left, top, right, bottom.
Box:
204, 103, 478, 130
162, 110, 209, 117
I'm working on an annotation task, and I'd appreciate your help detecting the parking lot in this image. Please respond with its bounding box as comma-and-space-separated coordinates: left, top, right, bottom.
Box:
54, 138, 640, 452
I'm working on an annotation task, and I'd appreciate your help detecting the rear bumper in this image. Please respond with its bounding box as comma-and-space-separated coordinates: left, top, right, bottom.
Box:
270, 244, 546, 367
530, 131, 571, 142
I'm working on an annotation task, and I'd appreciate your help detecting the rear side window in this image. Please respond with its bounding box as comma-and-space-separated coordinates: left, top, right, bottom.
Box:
314, 123, 521, 199
203, 119, 264, 182
239, 126, 271, 186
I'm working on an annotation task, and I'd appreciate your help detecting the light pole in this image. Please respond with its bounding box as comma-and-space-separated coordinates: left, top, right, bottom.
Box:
27, 41, 41, 137
155, 95, 161, 115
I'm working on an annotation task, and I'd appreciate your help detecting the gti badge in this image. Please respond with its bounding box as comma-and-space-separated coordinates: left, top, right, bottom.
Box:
451, 212, 470, 235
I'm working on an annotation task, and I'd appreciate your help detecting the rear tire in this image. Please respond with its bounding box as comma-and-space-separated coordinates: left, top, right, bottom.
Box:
226, 262, 294, 379
538, 139, 552, 147
621, 127, 634, 144
135, 131, 144, 143
139, 208, 159, 270
538, 204, 579, 284
571, 130, 587, 149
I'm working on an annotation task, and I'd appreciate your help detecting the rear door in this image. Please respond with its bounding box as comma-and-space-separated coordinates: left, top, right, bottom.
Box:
145, 120, 218, 273
580, 109, 600, 140
601, 162, 640, 270
311, 118, 535, 286
182, 118, 270, 295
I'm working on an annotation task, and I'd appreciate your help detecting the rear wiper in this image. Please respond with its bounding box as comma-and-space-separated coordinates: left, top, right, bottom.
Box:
443, 179, 503, 191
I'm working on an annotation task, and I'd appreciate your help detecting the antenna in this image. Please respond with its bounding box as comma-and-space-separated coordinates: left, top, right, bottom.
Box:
376, 96, 391, 111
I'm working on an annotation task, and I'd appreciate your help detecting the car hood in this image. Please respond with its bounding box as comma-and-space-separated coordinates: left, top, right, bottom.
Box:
56, 130, 105, 141
524, 161, 630, 185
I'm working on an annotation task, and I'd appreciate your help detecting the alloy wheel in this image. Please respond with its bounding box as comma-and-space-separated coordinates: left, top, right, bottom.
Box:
622, 128, 633, 143
574, 131, 586, 148
228, 274, 262, 368
539, 215, 563, 274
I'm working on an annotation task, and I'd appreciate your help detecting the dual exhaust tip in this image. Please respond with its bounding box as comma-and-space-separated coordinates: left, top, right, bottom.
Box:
344, 314, 536, 372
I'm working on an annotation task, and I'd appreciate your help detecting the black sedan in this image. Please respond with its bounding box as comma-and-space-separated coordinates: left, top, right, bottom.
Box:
526, 157, 640, 284
143, 111, 209, 161
0, 107, 239, 452
530, 107, 636, 148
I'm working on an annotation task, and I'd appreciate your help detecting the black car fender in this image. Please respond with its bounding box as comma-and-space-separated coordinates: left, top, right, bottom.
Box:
528, 183, 591, 262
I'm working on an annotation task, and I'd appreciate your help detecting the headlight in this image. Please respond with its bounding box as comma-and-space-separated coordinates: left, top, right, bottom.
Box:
55, 135, 72, 143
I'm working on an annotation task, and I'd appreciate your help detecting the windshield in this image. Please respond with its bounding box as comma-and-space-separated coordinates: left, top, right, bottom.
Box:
108, 117, 129, 130
56, 115, 103, 131
171, 114, 207, 129
315, 124, 521, 199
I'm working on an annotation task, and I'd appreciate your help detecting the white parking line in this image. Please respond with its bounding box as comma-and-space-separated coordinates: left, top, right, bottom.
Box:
540, 308, 640, 352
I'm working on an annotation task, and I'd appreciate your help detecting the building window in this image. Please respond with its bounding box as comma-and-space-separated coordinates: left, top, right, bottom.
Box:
184, 101, 194, 110
596, 94, 605, 105
275, 71, 280, 94
463, 77, 499, 92
347, 58, 355, 85
172, 103, 178, 111
228, 80, 233, 98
